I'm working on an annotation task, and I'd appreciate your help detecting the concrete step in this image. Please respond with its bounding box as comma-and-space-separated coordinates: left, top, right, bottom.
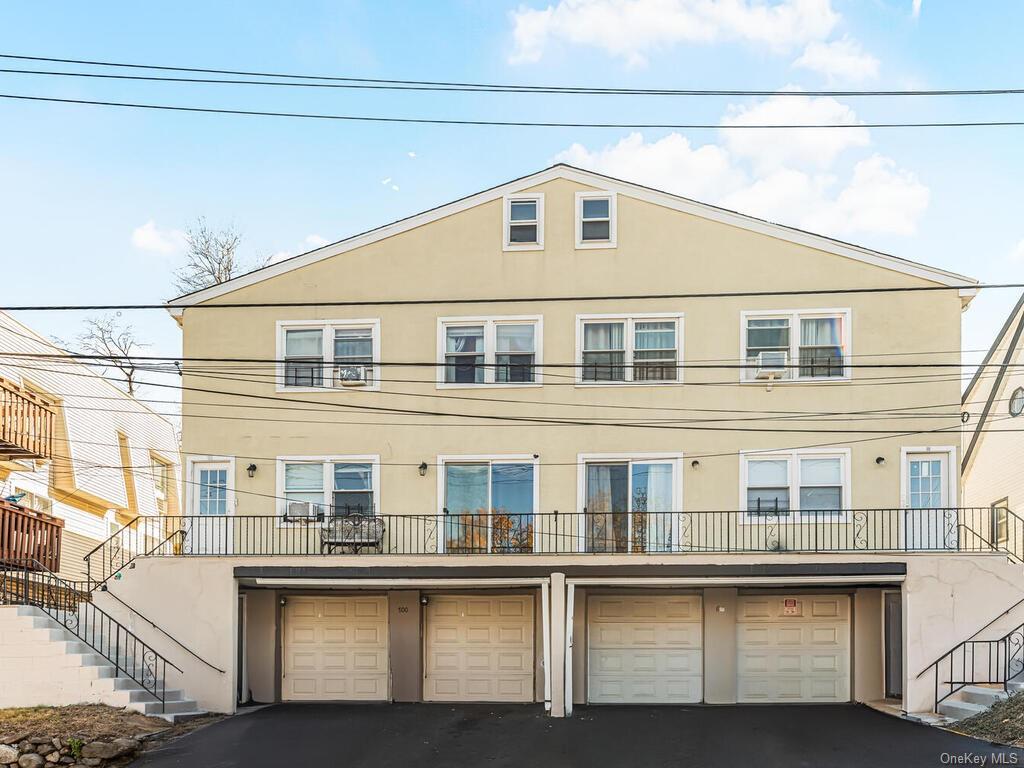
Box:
129, 698, 202, 716
961, 685, 1009, 707
158, 710, 208, 724
937, 699, 988, 721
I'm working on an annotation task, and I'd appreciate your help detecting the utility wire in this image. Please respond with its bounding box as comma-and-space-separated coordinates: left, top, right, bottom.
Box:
4, 93, 1024, 131
3, 53, 1023, 98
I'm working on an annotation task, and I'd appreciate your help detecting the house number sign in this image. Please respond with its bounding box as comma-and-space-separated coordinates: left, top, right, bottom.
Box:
782, 598, 800, 616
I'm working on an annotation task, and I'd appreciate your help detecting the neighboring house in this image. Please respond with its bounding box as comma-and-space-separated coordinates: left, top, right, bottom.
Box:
0, 311, 181, 581
962, 293, 1024, 545
81, 165, 1024, 720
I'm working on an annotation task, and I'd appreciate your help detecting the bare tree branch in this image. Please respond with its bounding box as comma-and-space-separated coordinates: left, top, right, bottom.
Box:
77, 314, 148, 395
174, 218, 269, 293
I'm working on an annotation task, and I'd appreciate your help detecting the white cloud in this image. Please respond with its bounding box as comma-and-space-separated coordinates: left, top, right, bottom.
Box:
130, 220, 184, 254
793, 38, 879, 83
407, 151, 417, 158
509, 0, 840, 67
381, 177, 392, 185
552, 97, 930, 239
721, 92, 870, 172
912, 0, 922, 19
304, 234, 330, 249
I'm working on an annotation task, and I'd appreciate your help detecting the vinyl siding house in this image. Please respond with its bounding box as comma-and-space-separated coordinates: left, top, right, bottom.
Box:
0, 312, 181, 581
77, 165, 1024, 719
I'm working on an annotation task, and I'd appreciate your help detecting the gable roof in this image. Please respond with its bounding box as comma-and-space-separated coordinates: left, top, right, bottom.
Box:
961, 292, 1024, 475
166, 163, 977, 315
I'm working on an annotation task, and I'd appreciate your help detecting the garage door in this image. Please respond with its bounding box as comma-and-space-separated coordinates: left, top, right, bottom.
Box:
588, 594, 703, 704
736, 594, 849, 703
424, 595, 534, 702
283, 596, 388, 701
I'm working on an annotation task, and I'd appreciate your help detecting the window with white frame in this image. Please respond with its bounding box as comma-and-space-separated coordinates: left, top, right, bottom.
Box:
578, 315, 681, 383
281, 458, 377, 519
503, 194, 543, 249
581, 457, 679, 552
442, 458, 537, 553
440, 317, 540, 385
279, 320, 380, 390
152, 458, 171, 515
743, 310, 849, 381
743, 451, 847, 515
576, 192, 616, 247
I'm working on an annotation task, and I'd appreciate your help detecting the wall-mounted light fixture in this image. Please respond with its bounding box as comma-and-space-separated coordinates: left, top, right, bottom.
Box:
875, 456, 886, 466
246, 463, 257, 478
420, 595, 429, 606
418, 462, 428, 477
690, 460, 701, 469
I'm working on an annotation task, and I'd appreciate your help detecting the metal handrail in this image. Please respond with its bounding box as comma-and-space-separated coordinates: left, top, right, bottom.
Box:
0, 558, 181, 712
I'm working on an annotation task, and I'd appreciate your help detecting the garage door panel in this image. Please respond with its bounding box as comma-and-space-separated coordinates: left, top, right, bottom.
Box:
284, 597, 388, 702
423, 595, 534, 702
736, 595, 849, 704
589, 675, 701, 704
591, 622, 700, 648
590, 595, 701, 622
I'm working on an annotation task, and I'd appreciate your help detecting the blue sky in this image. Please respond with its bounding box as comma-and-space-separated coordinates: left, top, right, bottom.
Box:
2, 0, 1022, 388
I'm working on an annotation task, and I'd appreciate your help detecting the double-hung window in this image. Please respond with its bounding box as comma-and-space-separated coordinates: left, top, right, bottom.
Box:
578, 314, 682, 384
743, 450, 848, 517
441, 456, 538, 553
439, 316, 541, 386
742, 310, 849, 381
152, 458, 171, 515
503, 194, 544, 250
278, 320, 381, 391
280, 456, 379, 520
580, 455, 680, 553
576, 191, 616, 248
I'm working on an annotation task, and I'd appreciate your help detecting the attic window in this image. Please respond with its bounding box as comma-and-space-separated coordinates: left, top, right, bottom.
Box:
503, 194, 544, 251
576, 191, 617, 248
1011, 387, 1024, 417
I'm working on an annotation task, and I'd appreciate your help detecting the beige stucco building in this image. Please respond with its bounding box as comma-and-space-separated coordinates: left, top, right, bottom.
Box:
81, 165, 1024, 719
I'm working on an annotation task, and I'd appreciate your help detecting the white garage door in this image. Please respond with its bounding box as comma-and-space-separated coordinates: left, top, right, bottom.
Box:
424, 595, 534, 702
588, 594, 703, 704
283, 596, 389, 701
736, 594, 850, 703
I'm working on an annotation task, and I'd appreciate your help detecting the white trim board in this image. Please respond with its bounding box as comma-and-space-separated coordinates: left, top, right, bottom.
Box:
166, 164, 976, 314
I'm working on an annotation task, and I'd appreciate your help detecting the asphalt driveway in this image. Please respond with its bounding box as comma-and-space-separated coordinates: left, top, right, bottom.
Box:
134, 702, 1024, 768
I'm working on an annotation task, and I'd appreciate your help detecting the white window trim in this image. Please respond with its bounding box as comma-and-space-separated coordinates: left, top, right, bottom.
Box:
276, 454, 381, 526
502, 193, 545, 252
575, 452, 684, 552
185, 455, 236, 517
437, 315, 544, 389
575, 312, 684, 386
899, 446, 957, 509
435, 453, 541, 554
739, 448, 852, 522
739, 308, 852, 384
276, 318, 382, 393
575, 190, 617, 249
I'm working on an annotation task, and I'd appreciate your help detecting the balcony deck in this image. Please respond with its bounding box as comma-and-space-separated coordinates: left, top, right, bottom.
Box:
0, 499, 64, 573
0, 376, 55, 461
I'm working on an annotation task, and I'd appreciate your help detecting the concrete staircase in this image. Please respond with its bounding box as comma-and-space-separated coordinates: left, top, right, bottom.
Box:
0, 605, 205, 723
937, 684, 1014, 721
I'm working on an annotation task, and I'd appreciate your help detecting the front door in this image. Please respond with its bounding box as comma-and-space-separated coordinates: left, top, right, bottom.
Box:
904, 453, 955, 550
188, 462, 232, 554
884, 591, 903, 699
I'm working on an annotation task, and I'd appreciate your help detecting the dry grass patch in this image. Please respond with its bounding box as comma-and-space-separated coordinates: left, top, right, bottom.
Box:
954, 692, 1024, 746
0, 704, 168, 743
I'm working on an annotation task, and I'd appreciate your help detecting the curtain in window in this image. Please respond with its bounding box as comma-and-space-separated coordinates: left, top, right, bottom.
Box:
582, 322, 625, 381
334, 329, 373, 361
496, 325, 536, 383
746, 459, 790, 513
332, 463, 373, 515
445, 326, 485, 383
491, 463, 534, 552
632, 463, 673, 551
799, 457, 842, 512
634, 321, 676, 381
444, 464, 488, 552
284, 329, 324, 386
799, 317, 843, 377
285, 329, 322, 356
284, 463, 324, 512
586, 463, 628, 552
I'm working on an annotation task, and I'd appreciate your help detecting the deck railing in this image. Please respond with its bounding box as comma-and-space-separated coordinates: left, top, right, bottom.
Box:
0, 376, 54, 460
0, 499, 63, 573
84, 506, 1022, 584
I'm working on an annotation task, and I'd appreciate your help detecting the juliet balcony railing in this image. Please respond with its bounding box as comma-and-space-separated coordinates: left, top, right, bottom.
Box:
0, 376, 55, 461
84, 507, 1022, 586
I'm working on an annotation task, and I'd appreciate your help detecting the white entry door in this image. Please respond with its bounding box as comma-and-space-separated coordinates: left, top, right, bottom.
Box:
188, 462, 232, 554
904, 453, 956, 551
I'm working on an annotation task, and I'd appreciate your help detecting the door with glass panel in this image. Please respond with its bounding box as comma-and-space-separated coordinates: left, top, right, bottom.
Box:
443, 461, 535, 553
584, 460, 675, 553
188, 462, 231, 554
904, 453, 955, 550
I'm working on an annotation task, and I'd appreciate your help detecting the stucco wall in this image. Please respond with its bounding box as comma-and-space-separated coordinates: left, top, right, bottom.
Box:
245, 589, 277, 703
853, 587, 884, 703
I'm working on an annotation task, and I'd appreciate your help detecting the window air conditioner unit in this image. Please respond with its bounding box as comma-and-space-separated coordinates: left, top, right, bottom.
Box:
755, 350, 788, 380
334, 364, 372, 387
284, 501, 323, 521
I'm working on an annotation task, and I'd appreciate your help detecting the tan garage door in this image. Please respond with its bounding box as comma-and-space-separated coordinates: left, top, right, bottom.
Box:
424, 595, 534, 702
283, 596, 388, 701
588, 594, 703, 704
737, 594, 850, 703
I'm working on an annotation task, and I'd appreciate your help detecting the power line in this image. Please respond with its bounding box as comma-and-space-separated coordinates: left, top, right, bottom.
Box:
1, 282, 1009, 312
4, 92, 1024, 131
3, 53, 1022, 98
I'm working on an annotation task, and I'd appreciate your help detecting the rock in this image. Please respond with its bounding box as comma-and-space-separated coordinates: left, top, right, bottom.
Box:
0, 736, 28, 749
81, 759, 102, 767
58, 759, 74, 765
0, 744, 19, 765
49, 741, 59, 751
18, 755, 45, 768
27, 740, 50, 747
79, 739, 136, 761
33, 747, 53, 758
44, 755, 58, 765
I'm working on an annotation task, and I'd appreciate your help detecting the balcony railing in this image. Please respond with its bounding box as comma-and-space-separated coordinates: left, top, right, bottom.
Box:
0, 376, 55, 461
84, 507, 1022, 584
0, 499, 63, 573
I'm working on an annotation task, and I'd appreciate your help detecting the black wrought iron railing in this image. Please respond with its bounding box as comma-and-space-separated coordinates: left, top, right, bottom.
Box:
0, 558, 181, 712
83, 507, 1023, 578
